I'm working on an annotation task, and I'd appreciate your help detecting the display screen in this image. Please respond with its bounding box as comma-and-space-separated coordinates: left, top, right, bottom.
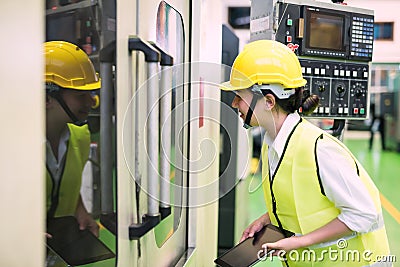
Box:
46, 12, 77, 44
306, 10, 344, 51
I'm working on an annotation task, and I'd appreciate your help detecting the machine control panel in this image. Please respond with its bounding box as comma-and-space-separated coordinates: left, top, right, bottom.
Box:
271, 0, 373, 119
300, 59, 369, 118
275, 2, 374, 62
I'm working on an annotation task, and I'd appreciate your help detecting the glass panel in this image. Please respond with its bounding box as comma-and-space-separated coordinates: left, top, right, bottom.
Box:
382, 23, 393, 39
374, 24, 380, 39
374, 22, 393, 40
371, 70, 376, 86
45, 2, 116, 266
155, 1, 185, 247
381, 70, 389, 86
371, 64, 400, 93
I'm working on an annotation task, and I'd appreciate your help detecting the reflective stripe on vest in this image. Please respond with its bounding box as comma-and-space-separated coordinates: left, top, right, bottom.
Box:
46, 123, 90, 218
261, 119, 390, 266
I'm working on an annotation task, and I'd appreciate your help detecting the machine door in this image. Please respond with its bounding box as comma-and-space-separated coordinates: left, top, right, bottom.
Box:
116, 0, 190, 266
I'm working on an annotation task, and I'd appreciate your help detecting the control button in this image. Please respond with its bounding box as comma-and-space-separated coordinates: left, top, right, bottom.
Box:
314, 68, 320, 75
321, 69, 326, 75
353, 108, 359, 114
344, 108, 349, 114
287, 19, 293, 26
318, 107, 324, 113
313, 107, 318, 113
301, 67, 305, 74
346, 70, 351, 77
340, 70, 345, 76
352, 71, 358, 77
338, 107, 343, 114
325, 107, 330, 114
286, 36, 292, 42
363, 72, 368, 78
334, 69, 339, 76
360, 108, 365, 115
355, 89, 363, 97
306, 68, 312, 74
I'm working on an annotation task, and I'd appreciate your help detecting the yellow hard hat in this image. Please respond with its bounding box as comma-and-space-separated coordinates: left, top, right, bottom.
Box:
220, 40, 306, 91
45, 41, 101, 90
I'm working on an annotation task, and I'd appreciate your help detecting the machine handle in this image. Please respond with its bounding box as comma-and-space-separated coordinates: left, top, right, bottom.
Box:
149, 42, 174, 66
145, 61, 161, 217
128, 36, 161, 239
149, 43, 174, 219
128, 36, 160, 62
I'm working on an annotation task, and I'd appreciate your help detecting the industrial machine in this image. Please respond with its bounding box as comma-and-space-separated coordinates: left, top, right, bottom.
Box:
251, 0, 374, 127
1, 1, 383, 267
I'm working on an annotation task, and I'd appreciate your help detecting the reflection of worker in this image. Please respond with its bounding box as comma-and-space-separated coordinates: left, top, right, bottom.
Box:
369, 102, 386, 150
220, 40, 390, 266
45, 41, 99, 236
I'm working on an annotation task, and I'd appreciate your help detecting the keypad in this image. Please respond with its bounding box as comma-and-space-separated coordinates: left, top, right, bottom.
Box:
351, 15, 374, 59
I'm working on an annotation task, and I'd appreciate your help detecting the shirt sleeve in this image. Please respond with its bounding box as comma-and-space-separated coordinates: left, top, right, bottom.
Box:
316, 136, 378, 233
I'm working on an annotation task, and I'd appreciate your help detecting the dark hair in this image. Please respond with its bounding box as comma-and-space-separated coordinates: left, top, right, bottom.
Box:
262, 87, 319, 115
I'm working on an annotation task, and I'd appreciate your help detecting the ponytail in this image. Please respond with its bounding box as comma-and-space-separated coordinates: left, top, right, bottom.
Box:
299, 88, 319, 115
263, 87, 319, 115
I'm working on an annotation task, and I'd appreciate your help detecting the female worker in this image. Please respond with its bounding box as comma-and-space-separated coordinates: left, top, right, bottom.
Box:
221, 40, 390, 266
45, 41, 99, 236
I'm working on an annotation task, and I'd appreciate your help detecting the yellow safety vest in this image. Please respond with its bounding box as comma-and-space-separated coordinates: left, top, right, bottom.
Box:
46, 123, 90, 218
262, 119, 390, 266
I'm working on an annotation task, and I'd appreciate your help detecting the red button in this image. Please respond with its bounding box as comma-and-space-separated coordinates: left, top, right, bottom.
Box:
286, 36, 292, 42
353, 108, 359, 114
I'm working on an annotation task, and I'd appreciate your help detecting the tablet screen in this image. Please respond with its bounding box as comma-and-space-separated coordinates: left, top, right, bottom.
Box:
214, 224, 290, 267
47, 216, 115, 266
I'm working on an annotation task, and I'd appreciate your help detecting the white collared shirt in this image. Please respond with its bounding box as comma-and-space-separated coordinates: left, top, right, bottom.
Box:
264, 113, 377, 233
46, 128, 70, 190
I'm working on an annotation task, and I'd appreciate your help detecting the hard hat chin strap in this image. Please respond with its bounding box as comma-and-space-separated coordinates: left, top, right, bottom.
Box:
243, 93, 262, 129
46, 83, 87, 126
52, 93, 87, 126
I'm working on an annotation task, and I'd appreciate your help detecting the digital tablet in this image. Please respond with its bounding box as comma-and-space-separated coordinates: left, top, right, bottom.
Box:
214, 224, 293, 267
47, 216, 115, 266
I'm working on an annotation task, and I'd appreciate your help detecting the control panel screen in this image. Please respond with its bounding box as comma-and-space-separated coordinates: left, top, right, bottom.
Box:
307, 10, 344, 51
251, 0, 375, 119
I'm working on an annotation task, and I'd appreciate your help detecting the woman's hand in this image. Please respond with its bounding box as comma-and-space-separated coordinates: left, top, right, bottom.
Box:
76, 211, 99, 237
240, 213, 270, 242
265, 218, 353, 256
75, 195, 99, 237
264, 235, 305, 256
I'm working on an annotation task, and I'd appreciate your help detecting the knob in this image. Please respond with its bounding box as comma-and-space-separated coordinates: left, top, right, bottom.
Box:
318, 85, 325, 92
355, 89, 363, 97
336, 84, 346, 97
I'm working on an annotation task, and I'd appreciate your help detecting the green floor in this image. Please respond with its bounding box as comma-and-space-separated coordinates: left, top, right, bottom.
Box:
344, 134, 400, 266
247, 132, 400, 267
